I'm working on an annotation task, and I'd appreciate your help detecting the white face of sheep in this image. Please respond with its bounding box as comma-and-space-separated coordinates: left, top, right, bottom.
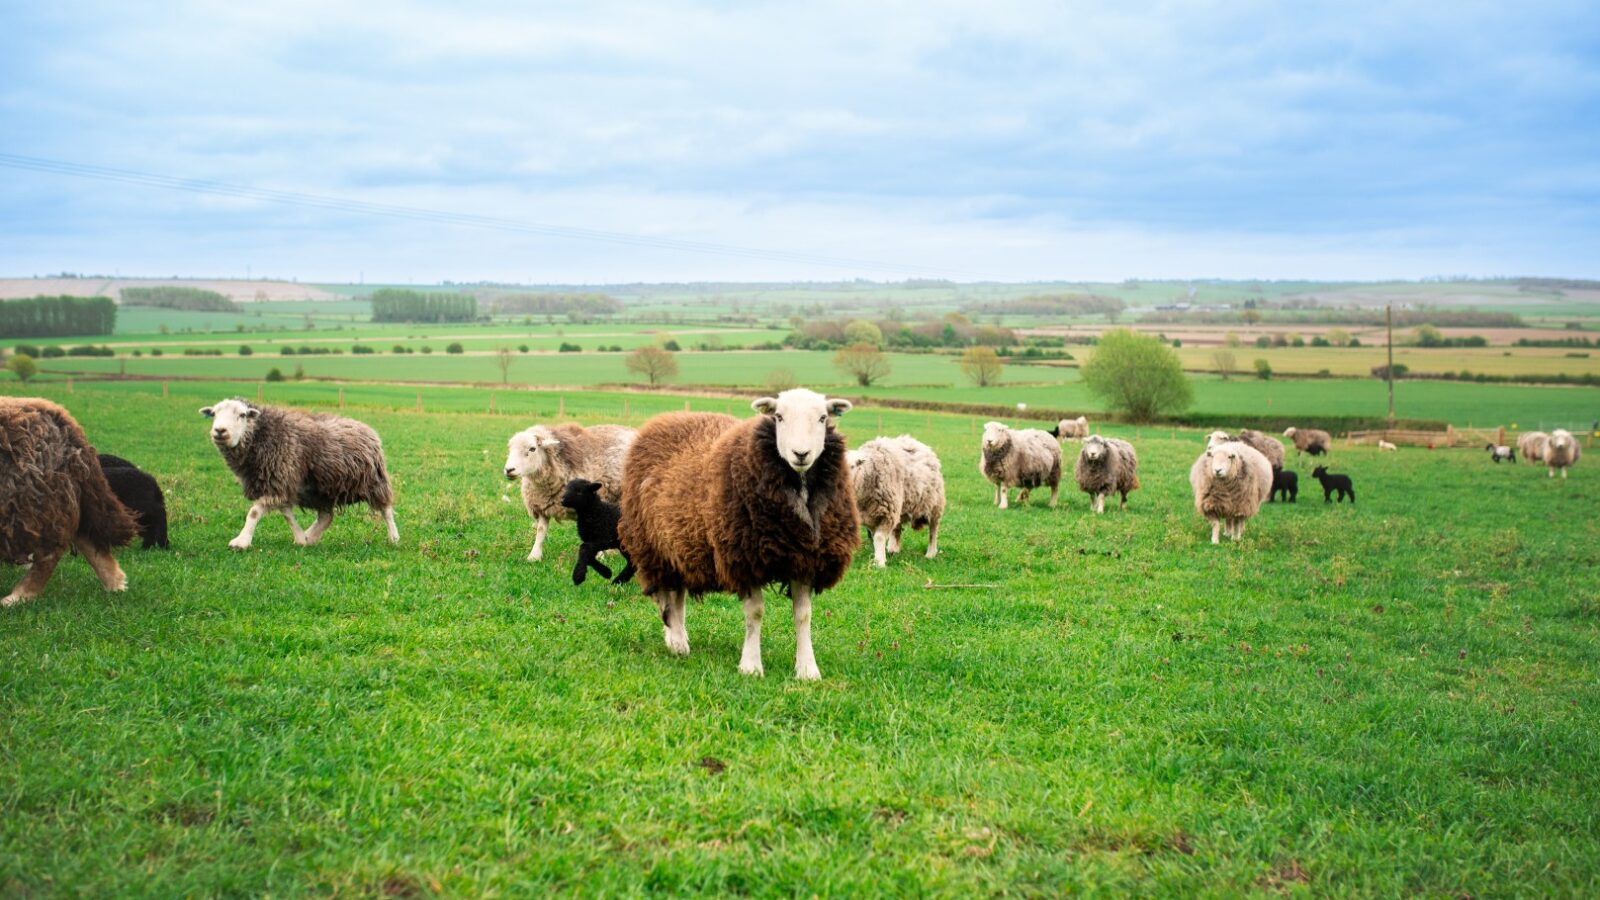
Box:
1550, 431, 1574, 453
1205, 430, 1231, 448
504, 428, 559, 480
1082, 436, 1108, 462
1205, 447, 1243, 480
199, 398, 259, 449
981, 422, 1011, 452
753, 389, 850, 474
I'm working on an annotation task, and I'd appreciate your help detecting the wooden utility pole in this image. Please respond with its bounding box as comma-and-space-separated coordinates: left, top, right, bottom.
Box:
1386, 304, 1396, 423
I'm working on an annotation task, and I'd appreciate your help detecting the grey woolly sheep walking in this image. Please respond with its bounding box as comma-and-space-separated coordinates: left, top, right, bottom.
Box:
1074, 434, 1139, 514
1517, 431, 1549, 464
848, 434, 945, 567
1283, 427, 1332, 457
1049, 416, 1089, 440
979, 421, 1062, 509
1190, 440, 1273, 544
1234, 429, 1287, 470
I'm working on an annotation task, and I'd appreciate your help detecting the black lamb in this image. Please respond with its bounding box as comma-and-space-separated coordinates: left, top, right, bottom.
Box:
1310, 466, 1355, 504
97, 453, 170, 549
560, 478, 634, 586
1270, 468, 1298, 503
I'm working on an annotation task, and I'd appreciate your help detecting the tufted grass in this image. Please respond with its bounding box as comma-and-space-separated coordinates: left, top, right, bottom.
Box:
2, 381, 1598, 896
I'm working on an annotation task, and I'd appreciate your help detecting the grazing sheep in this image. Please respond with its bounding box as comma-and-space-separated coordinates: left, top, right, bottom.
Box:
979, 421, 1062, 509
1270, 468, 1298, 503
503, 423, 635, 562
1205, 430, 1232, 449
1544, 429, 1582, 478
1049, 416, 1089, 440
97, 454, 170, 549
559, 478, 633, 586
1377, 440, 1398, 452
200, 398, 397, 549
1283, 426, 1332, 456
1485, 444, 1516, 464
618, 388, 859, 680
1517, 431, 1549, 464
1310, 466, 1356, 503
1074, 434, 1139, 514
1189, 441, 1273, 544
1, 398, 138, 607
848, 435, 945, 567
1235, 429, 1287, 470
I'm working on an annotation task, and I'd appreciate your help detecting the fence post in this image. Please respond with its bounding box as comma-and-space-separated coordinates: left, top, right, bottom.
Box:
490, 393, 496, 414
1496, 426, 1505, 446
1446, 424, 1455, 447
684, 400, 690, 411
416, 392, 423, 413
623, 398, 629, 419
162, 381, 169, 398
66, 377, 73, 394
338, 387, 345, 408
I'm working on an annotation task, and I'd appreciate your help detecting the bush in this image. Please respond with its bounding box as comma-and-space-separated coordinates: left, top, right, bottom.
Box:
518, 344, 529, 353
351, 344, 376, 354
240, 345, 254, 356
66, 345, 115, 357
13, 344, 42, 358
150, 348, 163, 357
1255, 336, 1272, 349
7, 353, 38, 383
1080, 329, 1192, 422
558, 342, 582, 353
265, 367, 285, 382
281, 346, 296, 355
1371, 363, 1410, 380
1310, 336, 1330, 347
1254, 359, 1273, 380
661, 339, 682, 352
40, 346, 65, 358
833, 343, 892, 387
421, 346, 433, 354
446, 342, 464, 354
1349, 338, 1361, 347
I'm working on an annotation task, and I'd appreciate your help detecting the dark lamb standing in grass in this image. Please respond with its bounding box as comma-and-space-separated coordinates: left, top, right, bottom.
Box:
97, 453, 170, 549
618, 388, 860, 680
200, 398, 398, 549
1270, 468, 1298, 503
1, 397, 139, 607
1311, 466, 1355, 504
560, 478, 634, 586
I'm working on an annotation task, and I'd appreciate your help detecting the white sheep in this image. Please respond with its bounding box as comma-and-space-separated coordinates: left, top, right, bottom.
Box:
1235, 429, 1288, 470
1049, 416, 1089, 440
1189, 441, 1273, 544
1377, 440, 1398, 452
1545, 429, 1582, 478
979, 421, 1062, 509
1074, 434, 1139, 514
848, 435, 945, 567
1205, 430, 1232, 449
504, 423, 635, 561
1518, 431, 1549, 464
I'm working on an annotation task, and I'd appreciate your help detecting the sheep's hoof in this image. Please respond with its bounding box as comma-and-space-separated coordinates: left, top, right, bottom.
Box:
664, 631, 690, 656
106, 572, 127, 592
872, 558, 887, 568
924, 549, 937, 559
1, 593, 24, 608
794, 662, 822, 681
738, 661, 765, 677
526, 550, 543, 562
227, 538, 252, 551
293, 534, 312, 546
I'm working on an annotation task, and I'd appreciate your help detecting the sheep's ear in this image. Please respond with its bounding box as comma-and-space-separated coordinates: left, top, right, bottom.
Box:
243, 408, 260, 419
752, 397, 778, 415
542, 438, 560, 449
199, 406, 215, 418
826, 398, 852, 417
587, 481, 603, 494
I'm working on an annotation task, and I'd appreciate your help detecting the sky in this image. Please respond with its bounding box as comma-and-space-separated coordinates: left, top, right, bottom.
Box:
1, 1, 1597, 284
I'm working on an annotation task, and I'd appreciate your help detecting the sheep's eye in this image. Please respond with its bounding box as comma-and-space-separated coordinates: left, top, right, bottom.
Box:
818, 415, 827, 423
774, 414, 783, 422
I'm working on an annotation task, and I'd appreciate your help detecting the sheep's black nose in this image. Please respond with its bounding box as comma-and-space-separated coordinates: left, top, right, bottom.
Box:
504, 467, 517, 478
213, 428, 228, 440
792, 449, 811, 462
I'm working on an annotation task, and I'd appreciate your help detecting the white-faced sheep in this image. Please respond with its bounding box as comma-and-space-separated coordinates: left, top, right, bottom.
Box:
1189, 441, 1273, 544
1074, 435, 1139, 514
503, 423, 635, 562
1377, 440, 1398, 452
1517, 431, 1549, 464
1049, 416, 1089, 440
1235, 429, 1287, 470
848, 434, 945, 567
979, 422, 1062, 509
1283, 426, 1332, 457
617, 388, 859, 680
1205, 430, 1232, 449
1544, 429, 1582, 478
2, 398, 138, 607
201, 398, 397, 550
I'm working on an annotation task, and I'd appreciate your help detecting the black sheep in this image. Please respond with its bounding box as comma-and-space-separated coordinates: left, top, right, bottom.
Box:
559, 478, 634, 586
1310, 466, 1355, 504
97, 453, 170, 549
1270, 468, 1298, 503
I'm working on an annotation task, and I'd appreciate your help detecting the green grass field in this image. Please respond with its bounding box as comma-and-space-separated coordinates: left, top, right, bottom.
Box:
2, 381, 1598, 895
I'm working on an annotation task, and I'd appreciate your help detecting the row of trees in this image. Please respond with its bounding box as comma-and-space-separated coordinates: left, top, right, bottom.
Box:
370, 289, 478, 323
0, 296, 117, 338
485, 292, 623, 319
120, 286, 238, 311
964, 292, 1126, 322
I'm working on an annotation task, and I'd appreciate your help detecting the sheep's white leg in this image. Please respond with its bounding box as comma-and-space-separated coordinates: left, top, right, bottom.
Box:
738, 589, 765, 677
998, 487, 1009, 509
528, 515, 549, 561
2, 552, 62, 607
73, 538, 126, 592
658, 590, 689, 656
1048, 483, 1059, 509
1096, 493, 1107, 514
230, 500, 274, 550
792, 583, 821, 681
1210, 518, 1221, 544
924, 516, 940, 559
300, 510, 334, 546
1548, 467, 1555, 478
1561, 468, 1568, 479
871, 529, 889, 568
888, 527, 902, 554
382, 507, 400, 543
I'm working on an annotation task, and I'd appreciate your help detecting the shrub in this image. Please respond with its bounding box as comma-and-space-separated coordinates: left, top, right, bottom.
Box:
518, 344, 529, 353
281, 346, 296, 355
833, 343, 891, 387
240, 345, 254, 356
446, 342, 464, 354
13, 344, 42, 358
265, 367, 285, 382
150, 348, 163, 357
558, 342, 581, 353
351, 344, 376, 354
1255, 336, 1272, 348
1254, 359, 1273, 380
1371, 363, 1410, 380
421, 346, 434, 354
40, 346, 65, 358
661, 339, 682, 352
1080, 329, 1192, 422
7, 353, 38, 383
625, 346, 678, 385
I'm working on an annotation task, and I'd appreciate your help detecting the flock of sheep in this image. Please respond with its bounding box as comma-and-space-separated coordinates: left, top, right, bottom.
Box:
0, 390, 1585, 679
1484, 430, 1584, 476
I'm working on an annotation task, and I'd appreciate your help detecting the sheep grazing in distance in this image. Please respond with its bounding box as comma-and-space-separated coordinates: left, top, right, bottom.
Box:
1074, 434, 1139, 514
1270, 469, 1298, 503
1049, 416, 1089, 440
1205, 430, 1232, 449
848, 435, 945, 567
1283, 426, 1332, 457
1189, 441, 1273, 544
1235, 429, 1287, 470
1311, 466, 1356, 503
97, 453, 170, 549
1485, 444, 1516, 464
503, 423, 635, 562
1, 398, 138, 607
1517, 431, 1549, 464
1544, 429, 1582, 478
618, 388, 859, 680
559, 478, 633, 586
201, 398, 397, 549
1377, 440, 1398, 452
979, 421, 1062, 509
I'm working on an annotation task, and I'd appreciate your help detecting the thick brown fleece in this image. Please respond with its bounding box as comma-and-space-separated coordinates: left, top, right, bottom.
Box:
618, 412, 860, 598
0, 397, 137, 564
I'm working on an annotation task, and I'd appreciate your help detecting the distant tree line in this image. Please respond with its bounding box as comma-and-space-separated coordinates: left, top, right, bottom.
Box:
121, 286, 239, 311
370, 289, 477, 323
964, 293, 1126, 320
0, 296, 117, 338
485, 292, 623, 319
1141, 308, 1523, 328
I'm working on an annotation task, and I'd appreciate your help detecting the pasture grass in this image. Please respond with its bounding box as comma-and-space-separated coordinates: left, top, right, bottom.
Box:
2, 382, 1599, 895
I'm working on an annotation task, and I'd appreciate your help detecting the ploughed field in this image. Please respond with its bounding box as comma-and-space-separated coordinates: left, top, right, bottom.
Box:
2, 381, 1598, 895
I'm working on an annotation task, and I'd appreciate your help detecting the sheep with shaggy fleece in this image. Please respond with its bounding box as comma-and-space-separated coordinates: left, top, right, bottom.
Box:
1074, 435, 1139, 514
503, 423, 635, 561
979, 422, 1062, 509
1049, 416, 1089, 440
1, 398, 138, 607
618, 388, 859, 680
1189, 440, 1273, 544
98, 453, 169, 549
201, 398, 397, 549
1377, 440, 1398, 452
1235, 429, 1287, 470
1205, 430, 1232, 449
1544, 429, 1581, 478
1283, 427, 1332, 457
1517, 431, 1549, 464
848, 434, 945, 566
